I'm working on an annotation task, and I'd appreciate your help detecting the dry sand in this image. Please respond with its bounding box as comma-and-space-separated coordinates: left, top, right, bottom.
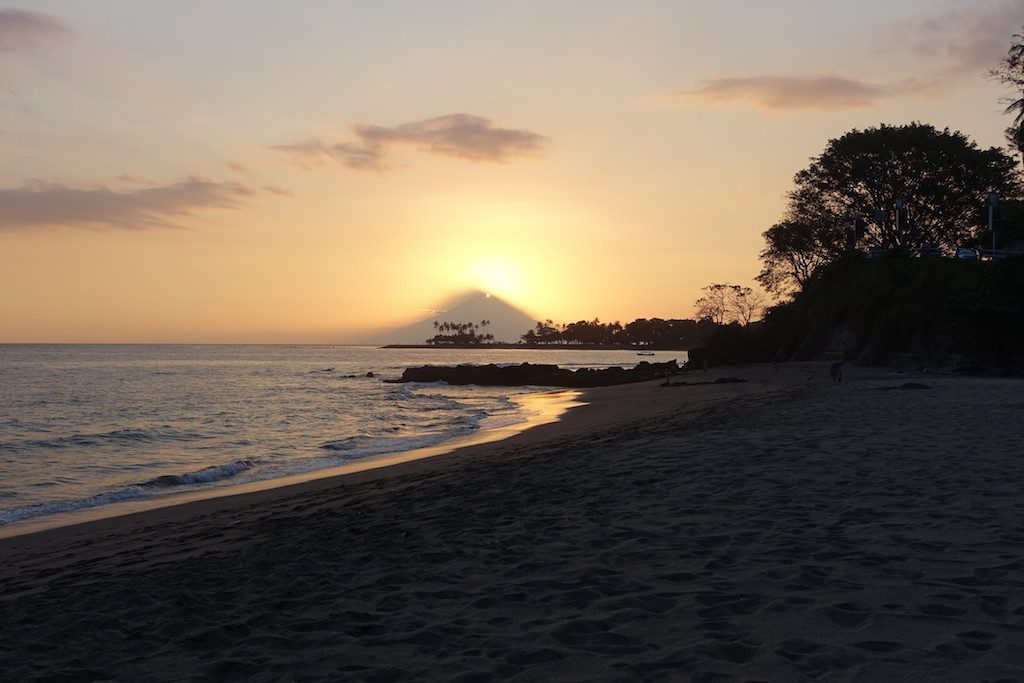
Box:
2, 363, 1024, 681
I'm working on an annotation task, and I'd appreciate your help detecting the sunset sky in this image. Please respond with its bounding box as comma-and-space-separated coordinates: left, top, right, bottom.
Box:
2, 0, 1022, 342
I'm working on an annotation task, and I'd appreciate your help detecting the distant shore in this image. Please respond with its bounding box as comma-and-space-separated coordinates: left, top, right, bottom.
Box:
382, 342, 690, 351
3, 363, 1024, 679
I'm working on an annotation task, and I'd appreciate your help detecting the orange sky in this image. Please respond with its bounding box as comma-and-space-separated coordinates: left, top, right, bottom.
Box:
1, 1, 1022, 342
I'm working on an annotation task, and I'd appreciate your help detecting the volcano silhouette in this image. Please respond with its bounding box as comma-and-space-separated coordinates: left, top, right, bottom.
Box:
370, 291, 540, 344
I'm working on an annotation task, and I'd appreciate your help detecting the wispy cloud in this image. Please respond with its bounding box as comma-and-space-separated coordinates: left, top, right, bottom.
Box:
274, 140, 386, 171
664, 75, 892, 112
0, 8, 71, 53
0, 178, 251, 232
274, 114, 549, 171
659, 1, 1024, 113
902, 1, 1024, 79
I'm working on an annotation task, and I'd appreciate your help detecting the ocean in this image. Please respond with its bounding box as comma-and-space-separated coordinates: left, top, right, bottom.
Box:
0, 345, 684, 529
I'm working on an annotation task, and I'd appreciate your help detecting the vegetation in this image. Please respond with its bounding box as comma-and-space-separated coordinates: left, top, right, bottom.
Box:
990, 26, 1024, 167
688, 254, 1024, 370
694, 284, 765, 325
519, 317, 717, 349
429, 34, 1024, 369
689, 30, 1024, 371
424, 317, 718, 349
426, 320, 494, 345
757, 123, 1020, 294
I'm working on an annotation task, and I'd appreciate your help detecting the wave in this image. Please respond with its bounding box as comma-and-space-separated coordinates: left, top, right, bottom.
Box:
137, 459, 257, 489
320, 437, 360, 452
314, 431, 466, 464
0, 458, 259, 526
0, 366, 536, 527
0, 427, 208, 453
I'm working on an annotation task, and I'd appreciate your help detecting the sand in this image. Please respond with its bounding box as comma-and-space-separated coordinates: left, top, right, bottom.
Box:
2, 362, 1024, 681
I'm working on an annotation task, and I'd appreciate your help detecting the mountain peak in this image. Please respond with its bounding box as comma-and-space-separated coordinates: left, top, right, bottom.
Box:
367, 291, 540, 344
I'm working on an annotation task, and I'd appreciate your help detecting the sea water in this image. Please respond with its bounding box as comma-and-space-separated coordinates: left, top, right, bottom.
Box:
0, 345, 684, 527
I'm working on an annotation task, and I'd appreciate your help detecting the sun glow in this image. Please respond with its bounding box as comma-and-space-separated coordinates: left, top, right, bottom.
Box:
467, 258, 527, 301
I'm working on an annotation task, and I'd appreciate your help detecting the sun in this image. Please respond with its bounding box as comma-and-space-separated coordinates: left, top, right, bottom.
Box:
467, 258, 526, 301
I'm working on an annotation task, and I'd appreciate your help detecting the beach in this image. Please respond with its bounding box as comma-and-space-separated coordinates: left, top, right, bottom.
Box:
2, 363, 1024, 680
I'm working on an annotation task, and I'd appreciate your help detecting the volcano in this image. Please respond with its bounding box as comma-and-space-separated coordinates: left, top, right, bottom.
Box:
365, 291, 540, 345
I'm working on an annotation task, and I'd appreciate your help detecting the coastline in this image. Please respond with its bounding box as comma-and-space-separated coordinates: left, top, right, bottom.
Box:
0, 367, 763, 556
381, 343, 691, 351
0, 388, 586, 541
4, 363, 1024, 679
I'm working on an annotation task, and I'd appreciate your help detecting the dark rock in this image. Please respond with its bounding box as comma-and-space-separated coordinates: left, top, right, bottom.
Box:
387, 361, 678, 388
366, 372, 375, 378
660, 377, 747, 388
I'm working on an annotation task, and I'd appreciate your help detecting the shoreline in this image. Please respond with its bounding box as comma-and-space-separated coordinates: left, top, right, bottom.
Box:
0, 389, 586, 541
5, 363, 1024, 679
381, 343, 691, 351
0, 366, 768, 555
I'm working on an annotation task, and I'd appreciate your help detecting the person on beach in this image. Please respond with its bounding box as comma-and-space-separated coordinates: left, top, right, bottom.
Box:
830, 362, 843, 383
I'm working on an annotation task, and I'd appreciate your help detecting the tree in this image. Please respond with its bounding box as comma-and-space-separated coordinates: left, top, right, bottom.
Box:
694, 284, 765, 326
759, 220, 836, 292
757, 123, 1021, 294
990, 27, 1024, 167
695, 284, 732, 324
426, 321, 491, 345
1006, 125, 1024, 170
731, 286, 767, 326
521, 319, 562, 345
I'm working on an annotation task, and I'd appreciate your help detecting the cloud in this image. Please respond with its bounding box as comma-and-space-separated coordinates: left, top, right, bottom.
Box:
660, 1, 1024, 113
0, 177, 251, 231
274, 140, 386, 171
902, 1, 1024, 79
274, 114, 549, 171
665, 75, 892, 112
0, 8, 71, 53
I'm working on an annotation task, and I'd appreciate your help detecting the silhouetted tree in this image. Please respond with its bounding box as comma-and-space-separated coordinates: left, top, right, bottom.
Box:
426, 321, 492, 345
991, 27, 1024, 167
695, 284, 765, 326
518, 317, 714, 348
521, 319, 562, 345
758, 123, 1021, 293
694, 284, 732, 325
732, 286, 766, 325
1007, 125, 1024, 170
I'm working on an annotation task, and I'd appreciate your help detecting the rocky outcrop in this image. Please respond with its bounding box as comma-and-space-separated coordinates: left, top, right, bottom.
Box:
389, 360, 679, 387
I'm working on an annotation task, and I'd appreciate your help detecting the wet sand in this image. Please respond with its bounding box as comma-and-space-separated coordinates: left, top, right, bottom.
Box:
2, 363, 1024, 680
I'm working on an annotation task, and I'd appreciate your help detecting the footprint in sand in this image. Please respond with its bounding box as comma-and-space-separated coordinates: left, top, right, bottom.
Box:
918, 603, 967, 617
852, 640, 904, 653
825, 601, 870, 627
774, 637, 824, 662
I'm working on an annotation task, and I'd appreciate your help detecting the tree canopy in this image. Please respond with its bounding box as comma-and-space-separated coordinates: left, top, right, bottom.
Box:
758, 123, 1021, 293
426, 320, 493, 345
518, 317, 715, 348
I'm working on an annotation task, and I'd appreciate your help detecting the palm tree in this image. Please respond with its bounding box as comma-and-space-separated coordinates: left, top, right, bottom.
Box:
479, 319, 491, 342
1007, 125, 1024, 169
991, 29, 1024, 166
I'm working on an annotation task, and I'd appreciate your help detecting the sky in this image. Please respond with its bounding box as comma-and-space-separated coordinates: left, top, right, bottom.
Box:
1, 0, 1022, 342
